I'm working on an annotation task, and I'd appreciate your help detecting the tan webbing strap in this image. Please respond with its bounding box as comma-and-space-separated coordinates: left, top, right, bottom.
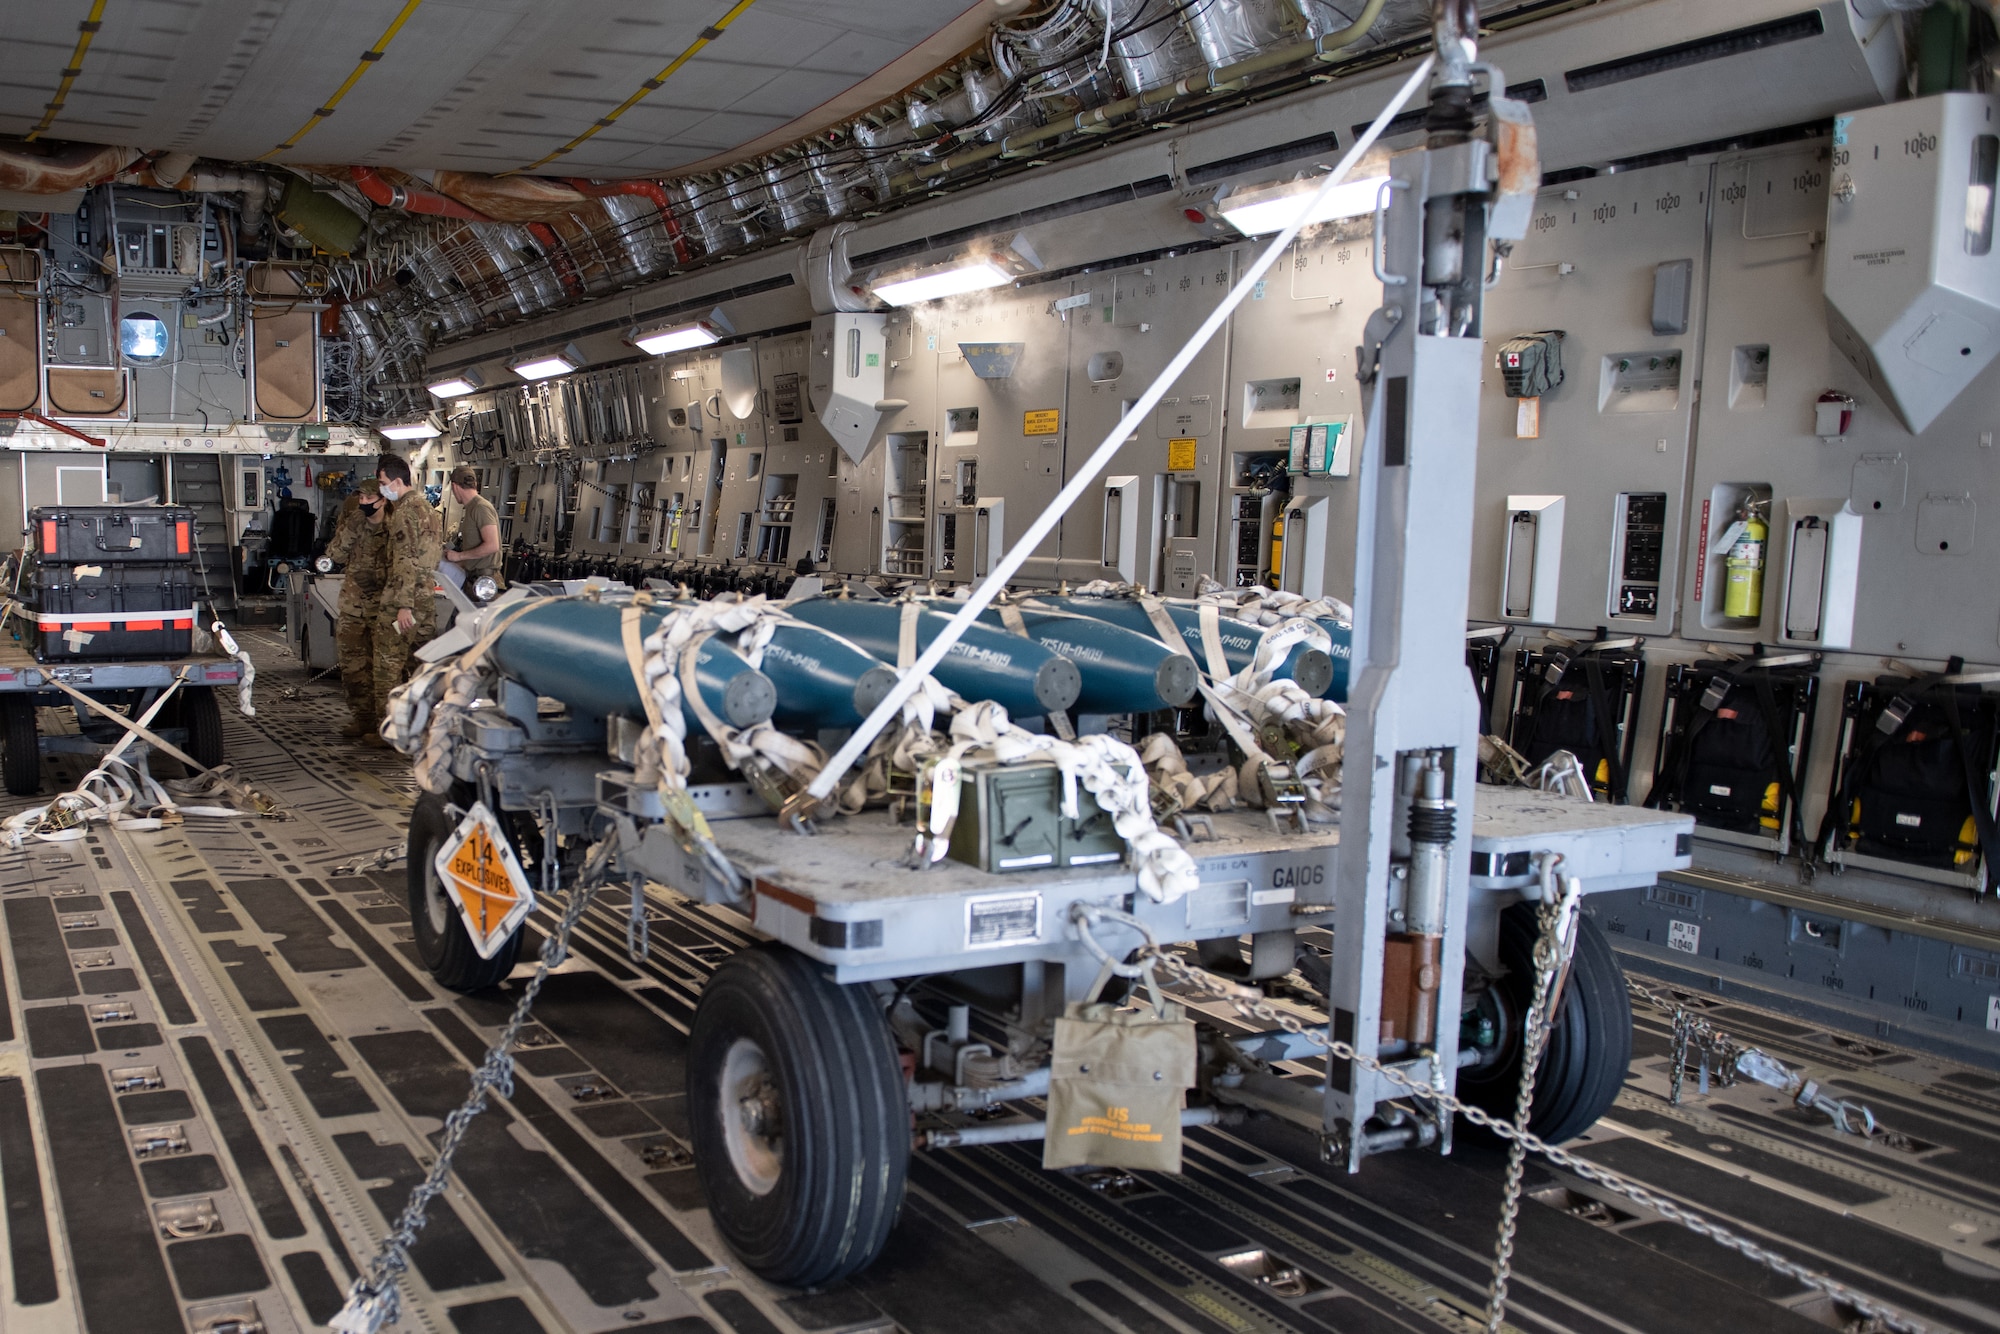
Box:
1194, 679, 1272, 766
43, 675, 223, 781
463, 598, 544, 669
1197, 604, 1231, 680
620, 606, 666, 731
997, 601, 1075, 738
898, 599, 921, 669
677, 634, 735, 752
1138, 595, 1193, 660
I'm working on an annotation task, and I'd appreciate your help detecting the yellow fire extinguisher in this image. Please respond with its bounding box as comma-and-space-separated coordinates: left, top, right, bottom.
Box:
1267, 512, 1285, 587
1722, 502, 1768, 620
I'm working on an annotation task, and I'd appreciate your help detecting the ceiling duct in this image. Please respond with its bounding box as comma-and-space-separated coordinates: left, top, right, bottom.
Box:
0, 141, 134, 193
1824, 92, 2000, 433
430, 171, 595, 224
806, 223, 876, 314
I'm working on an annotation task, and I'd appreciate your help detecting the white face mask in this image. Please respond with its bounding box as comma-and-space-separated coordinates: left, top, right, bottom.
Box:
378, 479, 402, 502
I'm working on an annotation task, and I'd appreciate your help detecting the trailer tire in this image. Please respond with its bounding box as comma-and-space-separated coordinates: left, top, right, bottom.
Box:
688, 943, 907, 1287
406, 791, 521, 992
1458, 902, 1631, 1146
2, 696, 39, 796
177, 686, 225, 771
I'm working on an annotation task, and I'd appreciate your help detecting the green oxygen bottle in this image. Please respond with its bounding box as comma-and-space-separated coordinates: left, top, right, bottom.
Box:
1722, 504, 1768, 621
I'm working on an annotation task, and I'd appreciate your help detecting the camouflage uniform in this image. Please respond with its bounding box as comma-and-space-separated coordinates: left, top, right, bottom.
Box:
373, 488, 444, 719
325, 483, 388, 735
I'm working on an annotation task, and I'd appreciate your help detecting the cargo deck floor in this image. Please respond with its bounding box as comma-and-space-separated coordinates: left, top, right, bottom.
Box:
2, 634, 1997, 1334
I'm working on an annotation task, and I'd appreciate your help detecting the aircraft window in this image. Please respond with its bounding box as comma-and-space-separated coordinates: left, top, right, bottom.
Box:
121, 313, 169, 362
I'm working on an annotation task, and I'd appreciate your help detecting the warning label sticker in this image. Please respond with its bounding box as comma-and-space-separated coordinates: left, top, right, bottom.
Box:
1167, 437, 1197, 471
967, 891, 1041, 949
1024, 409, 1060, 436
433, 802, 536, 959
1067, 1106, 1164, 1143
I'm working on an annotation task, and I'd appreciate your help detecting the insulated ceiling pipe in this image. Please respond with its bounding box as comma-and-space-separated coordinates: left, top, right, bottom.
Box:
562, 177, 692, 265
0, 140, 136, 192
350, 166, 490, 221
429, 171, 595, 223
352, 169, 584, 297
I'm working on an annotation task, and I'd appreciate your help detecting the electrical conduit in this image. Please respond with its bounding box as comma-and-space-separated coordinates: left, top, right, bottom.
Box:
891, 0, 1391, 190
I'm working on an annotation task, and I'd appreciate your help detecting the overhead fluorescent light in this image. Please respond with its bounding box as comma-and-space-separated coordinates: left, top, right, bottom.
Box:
426, 368, 484, 398
628, 319, 721, 356
508, 342, 585, 380
379, 418, 441, 440
869, 234, 1042, 308
873, 259, 1015, 307
1216, 174, 1393, 237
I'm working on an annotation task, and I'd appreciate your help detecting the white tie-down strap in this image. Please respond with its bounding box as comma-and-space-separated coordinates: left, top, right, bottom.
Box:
1243, 616, 1332, 681
385, 600, 546, 786
1200, 586, 1353, 628
633, 596, 822, 889
836, 669, 956, 814
1137, 732, 1238, 813
382, 659, 454, 756
1135, 596, 1194, 661
925, 700, 1199, 903
207, 611, 258, 717
1196, 603, 1231, 680
1196, 616, 1345, 818
897, 598, 922, 669
413, 666, 493, 795
4, 742, 244, 846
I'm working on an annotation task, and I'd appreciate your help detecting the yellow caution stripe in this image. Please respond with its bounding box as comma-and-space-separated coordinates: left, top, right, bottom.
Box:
25, 0, 110, 142
505, 0, 760, 175
259, 0, 426, 160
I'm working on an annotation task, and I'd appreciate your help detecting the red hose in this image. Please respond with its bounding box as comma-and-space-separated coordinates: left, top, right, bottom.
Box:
350, 166, 492, 221
526, 221, 586, 298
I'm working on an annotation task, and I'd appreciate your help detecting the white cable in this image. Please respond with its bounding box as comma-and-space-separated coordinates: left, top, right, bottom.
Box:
806, 53, 1436, 803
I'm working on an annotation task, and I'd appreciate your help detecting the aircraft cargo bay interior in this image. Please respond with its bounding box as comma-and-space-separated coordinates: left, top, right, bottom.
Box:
0, 0, 1997, 1332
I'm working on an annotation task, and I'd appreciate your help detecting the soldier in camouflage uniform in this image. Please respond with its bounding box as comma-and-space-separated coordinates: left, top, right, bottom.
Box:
372, 454, 443, 735
324, 478, 388, 739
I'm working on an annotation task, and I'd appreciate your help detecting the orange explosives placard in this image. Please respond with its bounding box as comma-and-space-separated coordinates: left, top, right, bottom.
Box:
433, 802, 535, 959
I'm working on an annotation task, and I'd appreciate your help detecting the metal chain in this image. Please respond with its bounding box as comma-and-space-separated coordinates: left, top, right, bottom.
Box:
1128, 940, 1937, 1334
1625, 979, 1889, 1140
330, 834, 614, 1334
1629, 978, 1742, 1105
626, 873, 651, 963
1486, 874, 1583, 1332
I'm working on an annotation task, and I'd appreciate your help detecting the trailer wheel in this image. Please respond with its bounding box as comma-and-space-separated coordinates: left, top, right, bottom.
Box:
688, 944, 907, 1287
177, 686, 225, 771
1, 696, 39, 796
1458, 902, 1631, 1145
406, 791, 521, 992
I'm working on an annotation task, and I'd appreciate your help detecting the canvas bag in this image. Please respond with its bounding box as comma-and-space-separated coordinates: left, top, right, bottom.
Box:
1496, 330, 1566, 398
1043, 970, 1197, 1172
